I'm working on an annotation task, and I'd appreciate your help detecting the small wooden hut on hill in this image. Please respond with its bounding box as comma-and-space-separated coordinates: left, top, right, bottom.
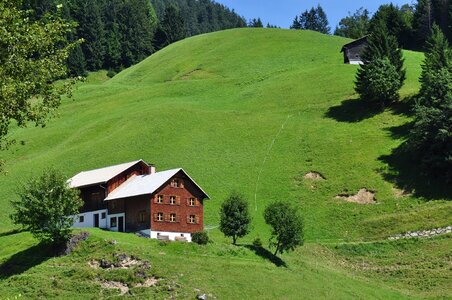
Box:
340, 36, 368, 65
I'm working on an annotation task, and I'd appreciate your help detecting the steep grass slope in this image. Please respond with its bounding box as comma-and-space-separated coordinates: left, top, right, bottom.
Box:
0, 28, 450, 298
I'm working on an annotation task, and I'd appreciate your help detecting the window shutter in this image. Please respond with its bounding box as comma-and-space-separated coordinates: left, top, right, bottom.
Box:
195, 216, 200, 224
153, 196, 158, 204
164, 214, 170, 222
186, 215, 190, 223
176, 196, 181, 205
153, 213, 158, 221
176, 215, 180, 223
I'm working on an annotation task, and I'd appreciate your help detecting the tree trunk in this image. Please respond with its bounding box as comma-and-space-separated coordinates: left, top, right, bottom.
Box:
232, 236, 236, 245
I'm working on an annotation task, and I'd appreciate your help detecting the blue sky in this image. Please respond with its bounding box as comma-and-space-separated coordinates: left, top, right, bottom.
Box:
215, 0, 415, 29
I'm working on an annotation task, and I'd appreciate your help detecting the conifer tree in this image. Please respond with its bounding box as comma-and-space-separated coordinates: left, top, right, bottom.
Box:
291, 16, 301, 29
355, 21, 406, 107
408, 25, 451, 180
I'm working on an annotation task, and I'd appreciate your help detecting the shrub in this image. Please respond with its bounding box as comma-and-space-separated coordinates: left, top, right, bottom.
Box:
252, 237, 263, 248
192, 231, 209, 245
10, 169, 83, 245
107, 70, 117, 78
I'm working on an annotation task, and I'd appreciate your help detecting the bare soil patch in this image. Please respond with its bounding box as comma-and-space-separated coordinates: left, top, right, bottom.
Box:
89, 253, 150, 270
304, 171, 326, 180
336, 188, 377, 204
101, 281, 129, 295
135, 277, 159, 287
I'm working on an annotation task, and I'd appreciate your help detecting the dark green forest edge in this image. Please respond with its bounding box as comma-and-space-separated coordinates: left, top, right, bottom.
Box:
23, 0, 247, 76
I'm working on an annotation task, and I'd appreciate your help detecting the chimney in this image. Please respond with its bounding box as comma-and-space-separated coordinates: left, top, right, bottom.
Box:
149, 164, 156, 174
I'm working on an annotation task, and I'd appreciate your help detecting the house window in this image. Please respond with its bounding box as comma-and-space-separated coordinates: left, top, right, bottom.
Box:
188, 215, 196, 224
170, 196, 177, 205
170, 213, 176, 222
157, 195, 163, 204
79, 215, 84, 223
171, 179, 181, 188
111, 217, 117, 227
157, 212, 163, 222
101, 212, 106, 219
189, 198, 196, 206
139, 211, 146, 223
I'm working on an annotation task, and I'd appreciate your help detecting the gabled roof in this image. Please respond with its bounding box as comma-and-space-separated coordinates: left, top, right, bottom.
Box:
104, 168, 209, 201
340, 35, 369, 53
68, 160, 146, 188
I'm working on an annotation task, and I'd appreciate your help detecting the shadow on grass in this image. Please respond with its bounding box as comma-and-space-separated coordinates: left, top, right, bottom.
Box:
0, 242, 53, 279
325, 96, 415, 123
378, 145, 452, 200
325, 98, 382, 123
244, 245, 287, 268
0, 228, 25, 237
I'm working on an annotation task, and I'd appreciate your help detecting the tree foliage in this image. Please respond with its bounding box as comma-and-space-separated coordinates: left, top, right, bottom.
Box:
355, 22, 406, 107
249, 18, 264, 28
334, 8, 370, 39
154, 5, 186, 50
408, 25, 452, 180
10, 169, 83, 244
369, 3, 413, 49
292, 5, 330, 34
264, 201, 304, 256
219, 192, 252, 245
0, 0, 80, 151
150, 0, 246, 37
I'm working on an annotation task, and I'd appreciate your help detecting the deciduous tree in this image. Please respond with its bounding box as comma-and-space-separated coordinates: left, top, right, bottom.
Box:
0, 0, 79, 151
219, 192, 251, 245
264, 201, 303, 256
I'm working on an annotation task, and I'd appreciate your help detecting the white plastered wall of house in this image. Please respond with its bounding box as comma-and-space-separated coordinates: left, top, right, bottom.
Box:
107, 213, 125, 232
72, 209, 108, 229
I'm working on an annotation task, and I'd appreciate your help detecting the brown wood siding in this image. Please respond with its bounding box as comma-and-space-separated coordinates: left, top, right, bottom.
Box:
106, 161, 149, 194
123, 195, 150, 232
107, 198, 125, 215
79, 185, 107, 213
150, 171, 205, 233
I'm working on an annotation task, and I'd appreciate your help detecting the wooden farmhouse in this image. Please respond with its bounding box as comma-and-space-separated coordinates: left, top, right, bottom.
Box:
340, 36, 368, 64
68, 160, 209, 242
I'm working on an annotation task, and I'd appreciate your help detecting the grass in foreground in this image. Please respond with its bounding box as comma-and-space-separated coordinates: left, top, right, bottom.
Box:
3, 229, 444, 299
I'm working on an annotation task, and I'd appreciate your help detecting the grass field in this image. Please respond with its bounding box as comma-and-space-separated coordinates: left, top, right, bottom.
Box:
0, 28, 451, 298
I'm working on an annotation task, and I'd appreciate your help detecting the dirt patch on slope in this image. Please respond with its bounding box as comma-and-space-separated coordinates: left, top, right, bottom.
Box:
336, 188, 377, 204
89, 253, 150, 270
135, 277, 159, 287
304, 171, 326, 180
101, 281, 129, 295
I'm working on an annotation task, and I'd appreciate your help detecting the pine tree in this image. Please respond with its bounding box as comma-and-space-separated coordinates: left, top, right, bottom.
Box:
67, 43, 87, 76
370, 4, 413, 49
290, 16, 301, 29
408, 25, 451, 180
72, 0, 106, 70
355, 21, 406, 107
155, 5, 186, 50
296, 5, 330, 34
314, 4, 330, 34
413, 0, 434, 47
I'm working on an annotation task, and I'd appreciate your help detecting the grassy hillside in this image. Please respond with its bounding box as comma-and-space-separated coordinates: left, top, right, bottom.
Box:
0, 28, 450, 298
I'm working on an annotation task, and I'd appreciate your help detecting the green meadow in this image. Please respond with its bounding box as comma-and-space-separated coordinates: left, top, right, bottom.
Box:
0, 28, 450, 298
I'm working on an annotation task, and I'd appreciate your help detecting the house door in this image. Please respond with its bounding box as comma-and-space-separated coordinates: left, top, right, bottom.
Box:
118, 216, 124, 232
94, 214, 99, 228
